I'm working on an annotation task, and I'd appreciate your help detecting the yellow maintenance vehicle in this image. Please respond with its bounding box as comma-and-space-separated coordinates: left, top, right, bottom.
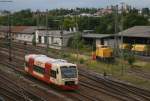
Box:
132, 44, 150, 56
93, 45, 114, 62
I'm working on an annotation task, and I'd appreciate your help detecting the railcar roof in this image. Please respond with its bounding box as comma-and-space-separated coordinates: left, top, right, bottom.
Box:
28, 54, 75, 65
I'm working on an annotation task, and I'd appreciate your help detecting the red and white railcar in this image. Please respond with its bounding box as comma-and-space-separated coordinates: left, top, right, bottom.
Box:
25, 54, 78, 90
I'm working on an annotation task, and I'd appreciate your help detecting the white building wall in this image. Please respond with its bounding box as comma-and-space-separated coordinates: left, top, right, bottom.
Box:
104, 38, 121, 48
48, 37, 52, 45
53, 38, 62, 46
35, 31, 39, 43
96, 39, 101, 46
15, 34, 33, 42
41, 36, 44, 44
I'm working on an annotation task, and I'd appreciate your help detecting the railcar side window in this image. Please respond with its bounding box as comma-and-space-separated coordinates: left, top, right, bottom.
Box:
33, 65, 45, 74
50, 70, 56, 78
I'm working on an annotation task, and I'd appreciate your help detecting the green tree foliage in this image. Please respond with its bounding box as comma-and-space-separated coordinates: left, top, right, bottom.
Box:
78, 16, 100, 31
123, 13, 149, 29
67, 32, 84, 49
63, 17, 75, 30
0, 8, 149, 35
95, 14, 115, 34
13, 9, 36, 26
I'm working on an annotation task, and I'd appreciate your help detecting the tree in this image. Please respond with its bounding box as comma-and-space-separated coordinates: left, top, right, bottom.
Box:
63, 17, 75, 30
67, 32, 84, 49
123, 13, 149, 29
95, 14, 115, 34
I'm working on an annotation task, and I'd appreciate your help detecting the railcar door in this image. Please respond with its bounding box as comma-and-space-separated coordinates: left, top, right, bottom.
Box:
28, 58, 34, 74
45, 63, 51, 82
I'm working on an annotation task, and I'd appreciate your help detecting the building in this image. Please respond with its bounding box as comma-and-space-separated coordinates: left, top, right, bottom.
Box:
94, 8, 113, 16
35, 29, 76, 49
0, 26, 76, 49
118, 26, 150, 44
0, 26, 36, 42
82, 26, 150, 50
82, 33, 115, 48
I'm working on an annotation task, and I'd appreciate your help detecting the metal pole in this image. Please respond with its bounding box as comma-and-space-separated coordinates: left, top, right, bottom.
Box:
120, 2, 124, 75
46, 9, 49, 54
114, 5, 119, 57
8, 12, 12, 61
75, 14, 79, 64
36, 10, 40, 29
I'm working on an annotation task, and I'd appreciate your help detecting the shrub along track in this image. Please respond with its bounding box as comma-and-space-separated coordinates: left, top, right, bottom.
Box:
0, 40, 150, 101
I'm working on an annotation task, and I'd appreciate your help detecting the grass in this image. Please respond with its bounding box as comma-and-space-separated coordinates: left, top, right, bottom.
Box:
118, 74, 150, 90
84, 59, 150, 90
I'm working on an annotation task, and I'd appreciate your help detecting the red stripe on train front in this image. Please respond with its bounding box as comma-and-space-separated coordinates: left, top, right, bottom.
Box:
59, 85, 79, 90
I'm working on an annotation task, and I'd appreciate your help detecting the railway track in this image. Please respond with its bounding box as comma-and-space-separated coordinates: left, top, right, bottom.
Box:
0, 65, 45, 101
0, 40, 150, 101
128, 67, 150, 80
79, 67, 150, 101
0, 53, 104, 101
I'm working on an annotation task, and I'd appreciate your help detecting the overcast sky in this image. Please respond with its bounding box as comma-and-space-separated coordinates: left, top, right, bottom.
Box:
0, 0, 150, 11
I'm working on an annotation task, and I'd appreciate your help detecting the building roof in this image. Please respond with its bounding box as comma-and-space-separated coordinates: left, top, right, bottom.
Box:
118, 26, 150, 38
37, 30, 76, 37
0, 26, 37, 34
82, 33, 113, 39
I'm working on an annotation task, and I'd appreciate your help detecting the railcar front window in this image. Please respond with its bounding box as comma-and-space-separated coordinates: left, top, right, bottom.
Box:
61, 66, 77, 78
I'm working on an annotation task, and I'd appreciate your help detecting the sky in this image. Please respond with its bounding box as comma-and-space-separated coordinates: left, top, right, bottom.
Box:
0, 0, 150, 11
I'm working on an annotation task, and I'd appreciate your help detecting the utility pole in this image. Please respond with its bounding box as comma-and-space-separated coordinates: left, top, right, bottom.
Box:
120, 2, 125, 75
8, 12, 12, 61
36, 10, 40, 29
114, 5, 119, 57
75, 12, 79, 64
46, 9, 49, 54
60, 16, 64, 54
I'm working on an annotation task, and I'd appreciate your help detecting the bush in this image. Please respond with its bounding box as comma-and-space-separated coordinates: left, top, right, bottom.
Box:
123, 51, 135, 66
79, 58, 85, 64
61, 53, 70, 58
67, 32, 85, 49
127, 56, 135, 66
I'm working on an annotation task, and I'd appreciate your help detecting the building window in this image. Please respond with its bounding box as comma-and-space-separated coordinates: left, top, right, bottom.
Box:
50, 70, 56, 78
38, 36, 42, 43
33, 65, 45, 74
44, 36, 48, 44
